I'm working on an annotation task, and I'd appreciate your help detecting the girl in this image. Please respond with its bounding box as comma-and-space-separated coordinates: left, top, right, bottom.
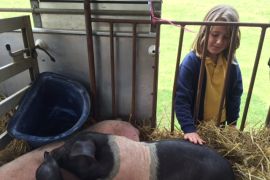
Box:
175, 5, 243, 144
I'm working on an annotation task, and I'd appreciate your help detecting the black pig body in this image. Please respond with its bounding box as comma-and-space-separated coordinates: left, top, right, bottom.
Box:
37, 132, 235, 180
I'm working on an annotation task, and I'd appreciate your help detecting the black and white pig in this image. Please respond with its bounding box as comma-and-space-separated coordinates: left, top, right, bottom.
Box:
0, 120, 139, 180
36, 132, 235, 180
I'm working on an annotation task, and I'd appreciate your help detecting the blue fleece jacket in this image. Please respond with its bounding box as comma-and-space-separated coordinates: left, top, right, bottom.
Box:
175, 51, 243, 133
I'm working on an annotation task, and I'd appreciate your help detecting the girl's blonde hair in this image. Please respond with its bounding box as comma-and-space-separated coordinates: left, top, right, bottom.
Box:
192, 5, 241, 58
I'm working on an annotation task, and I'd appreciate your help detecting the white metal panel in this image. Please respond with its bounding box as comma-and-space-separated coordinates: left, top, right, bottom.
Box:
0, 30, 156, 121
39, 1, 155, 31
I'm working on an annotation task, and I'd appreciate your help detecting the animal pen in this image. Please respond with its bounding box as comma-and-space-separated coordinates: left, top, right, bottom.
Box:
0, 0, 270, 179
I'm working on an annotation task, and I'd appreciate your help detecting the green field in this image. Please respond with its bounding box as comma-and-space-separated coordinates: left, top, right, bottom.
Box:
1, 0, 269, 130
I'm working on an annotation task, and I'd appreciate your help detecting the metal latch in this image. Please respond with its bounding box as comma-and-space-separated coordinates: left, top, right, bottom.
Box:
5, 44, 30, 61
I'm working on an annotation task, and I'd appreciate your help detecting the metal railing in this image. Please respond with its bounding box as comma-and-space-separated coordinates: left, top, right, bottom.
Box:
0, 1, 269, 131
159, 21, 270, 132
84, 0, 159, 127
84, 0, 270, 130
85, 1, 270, 131
0, 16, 39, 147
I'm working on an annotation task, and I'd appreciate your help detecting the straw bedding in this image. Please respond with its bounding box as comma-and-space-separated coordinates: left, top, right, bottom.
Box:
0, 95, 30, 166
140, 122, 270, 180
0, 94, 269, 180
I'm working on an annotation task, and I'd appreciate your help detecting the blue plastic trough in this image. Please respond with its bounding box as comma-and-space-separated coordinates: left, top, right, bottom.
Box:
7, 72, 91, 148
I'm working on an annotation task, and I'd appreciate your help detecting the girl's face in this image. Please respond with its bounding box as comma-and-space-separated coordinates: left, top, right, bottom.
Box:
207, 26, 230, 60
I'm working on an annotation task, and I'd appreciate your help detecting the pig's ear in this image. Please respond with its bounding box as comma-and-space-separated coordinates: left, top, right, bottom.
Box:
36, 151, 63, 180
66, 140, 97, 178
69, 139, 96, 159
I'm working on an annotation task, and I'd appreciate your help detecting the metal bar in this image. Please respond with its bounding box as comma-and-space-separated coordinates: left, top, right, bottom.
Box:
265, 106, 270, 128
90, 18, 270, 27
193, 26, 210, 122
0, 11, 269, 27
131, 23, 137, 122
30, 28, 156, 38
30, 0, 42, 27
90, 31, 155, 38
21, 27, 36, 81
158, 21, 270, 28
0, 58, 33, 83
109, 22, 117, 118
39, 0, 158, 4
22, 16, 40, 81
0, 8, 34, 13
91, 18, 151, 24
151, 24, 160, 128
84, 0, 98, 119
171, 26, 185, 132
240, 27, 267, 131
0, 8, 159, 16
2, 9, 269, 27
0, 131, 13, 150
0, 16, 26, 33
0, 86, 30, 117
216, 26, 238, 126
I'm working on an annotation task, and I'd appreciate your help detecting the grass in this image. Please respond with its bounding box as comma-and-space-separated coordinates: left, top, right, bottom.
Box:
0, 0, 31, 19
0, 0, 269, 130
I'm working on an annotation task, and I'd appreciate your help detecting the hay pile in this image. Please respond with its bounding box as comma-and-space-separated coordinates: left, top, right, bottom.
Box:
0, 95, 30, 166
141, 122, 270, 180
198, 123, 270, 180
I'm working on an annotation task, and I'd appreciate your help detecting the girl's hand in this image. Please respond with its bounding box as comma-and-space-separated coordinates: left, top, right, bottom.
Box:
184, 132, 206, 145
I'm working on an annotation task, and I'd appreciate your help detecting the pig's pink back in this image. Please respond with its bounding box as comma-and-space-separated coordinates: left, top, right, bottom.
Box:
87, 120, 139, 141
